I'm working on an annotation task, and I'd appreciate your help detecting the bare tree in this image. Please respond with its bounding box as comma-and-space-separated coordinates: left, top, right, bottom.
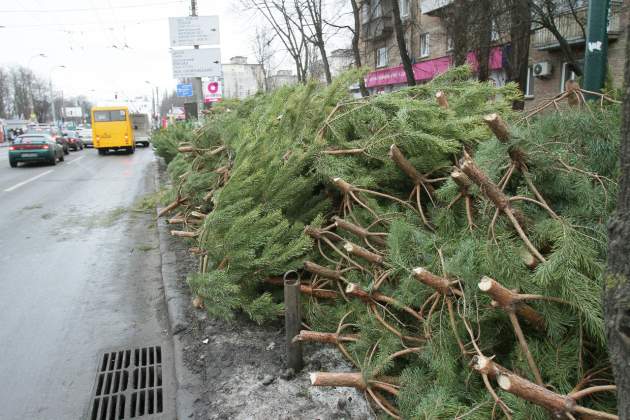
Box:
391, 0, 415, 86
12, 67, 33, 120
349, 0, 369, 96
0, 68, 10, 119
605, 21, 630, 418
31, 78, 50, 123
302, 0, 332, 84
244, 0, 311, 83
529, 0, 585, 76
503, 0, 531, 109
252, 27, 276, 91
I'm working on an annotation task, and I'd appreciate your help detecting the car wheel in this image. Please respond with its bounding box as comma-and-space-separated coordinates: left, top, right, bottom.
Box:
98, 149, 106, 155
129, 146, 135, 154
64, 146, 69, 155
50, 156, 57, 166
9, 160, 17, 168
59, 153, 64, 162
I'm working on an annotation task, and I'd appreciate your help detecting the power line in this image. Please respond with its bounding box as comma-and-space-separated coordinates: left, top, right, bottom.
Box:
0, 16, 168, 29
0, 0, 184, 14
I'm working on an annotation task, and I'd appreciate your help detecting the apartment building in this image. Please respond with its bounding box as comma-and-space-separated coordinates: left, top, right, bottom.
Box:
359, 0, 628, 108
526, 0, 627, 107
222, 56, 266, 99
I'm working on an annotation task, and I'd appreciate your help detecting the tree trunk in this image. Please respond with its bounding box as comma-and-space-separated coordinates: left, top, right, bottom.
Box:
350, 0, 369, 97
451, 0, 470, 66
476, 0, 493, 82
506, 0, 531, 110
318, 41, 332, 84
605, 19, 630, 418
391, 0, 416, 86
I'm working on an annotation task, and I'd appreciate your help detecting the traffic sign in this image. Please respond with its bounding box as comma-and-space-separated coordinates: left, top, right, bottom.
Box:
171, 48, 221, 78
176, 83, 194, 97
169, 16, 220, 47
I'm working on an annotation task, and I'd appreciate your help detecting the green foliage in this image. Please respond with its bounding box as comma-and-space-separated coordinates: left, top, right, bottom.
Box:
152, 122, 195, 163
160, 67, 620, 418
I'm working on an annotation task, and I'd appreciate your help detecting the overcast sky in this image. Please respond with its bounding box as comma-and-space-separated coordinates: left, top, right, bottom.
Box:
0, 0, 310, 104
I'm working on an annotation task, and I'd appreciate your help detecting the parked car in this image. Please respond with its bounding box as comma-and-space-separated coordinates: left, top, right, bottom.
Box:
26, 124, 69, 155
8, 134, 64, 167
63, 130, 84, 151
78, 129, 93, 147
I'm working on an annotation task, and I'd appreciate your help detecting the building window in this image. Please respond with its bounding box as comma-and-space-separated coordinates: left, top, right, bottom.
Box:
376, 47, 388, 68
420, 33, 430, 58
525, 66, 535, 98
371, 0, 382, 18
560, 60, 583, 92
491, 20, 500, 42
400, 0, 409, 17
446, 35, 454, 52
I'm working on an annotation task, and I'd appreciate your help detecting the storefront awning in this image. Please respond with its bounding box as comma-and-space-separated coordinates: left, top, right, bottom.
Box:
365, 47, 504, 88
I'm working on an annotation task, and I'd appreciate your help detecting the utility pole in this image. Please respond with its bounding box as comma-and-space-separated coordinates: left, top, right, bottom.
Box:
50, 79, 56, 125
583, 0, 611, 95
191, 0, 203, 119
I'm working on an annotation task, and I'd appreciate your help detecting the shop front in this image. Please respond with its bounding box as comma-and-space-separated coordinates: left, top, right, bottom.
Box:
365, 47, 506, 94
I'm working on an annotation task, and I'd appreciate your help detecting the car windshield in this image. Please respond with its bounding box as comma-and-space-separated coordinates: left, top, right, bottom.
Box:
26, 127, 52, 134
16, 135, 49, 143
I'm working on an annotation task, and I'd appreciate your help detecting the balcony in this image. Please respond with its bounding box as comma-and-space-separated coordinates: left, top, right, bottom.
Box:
532, 2, 622, 50
421, 0, 453, 14
362, 15, 394, 41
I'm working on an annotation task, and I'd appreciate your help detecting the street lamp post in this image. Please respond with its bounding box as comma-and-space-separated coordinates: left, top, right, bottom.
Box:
27, 53, 47, 68
145, 81, 160, 127
49, 65, 66, 126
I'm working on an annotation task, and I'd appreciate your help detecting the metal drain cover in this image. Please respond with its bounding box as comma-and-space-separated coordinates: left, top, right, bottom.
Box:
89, 346, 164, 419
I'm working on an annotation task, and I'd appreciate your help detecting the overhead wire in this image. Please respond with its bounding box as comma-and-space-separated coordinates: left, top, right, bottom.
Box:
0, 0, 185, 14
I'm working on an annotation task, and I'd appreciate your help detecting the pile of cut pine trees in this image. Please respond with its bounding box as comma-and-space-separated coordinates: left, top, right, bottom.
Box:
156, 68, 621, 418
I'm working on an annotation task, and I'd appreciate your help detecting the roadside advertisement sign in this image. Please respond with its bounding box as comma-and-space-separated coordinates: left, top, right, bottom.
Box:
171, 48, 221, 78
171, 106, 185, 120
64, 107, 83, 117
203, 81, 222, 103
176, 83, 194, 97
169, 16, 220, 47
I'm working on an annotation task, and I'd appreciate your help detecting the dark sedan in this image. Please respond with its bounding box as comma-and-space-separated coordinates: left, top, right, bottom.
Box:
63, 130, 84, 151
8, 134, 64, 167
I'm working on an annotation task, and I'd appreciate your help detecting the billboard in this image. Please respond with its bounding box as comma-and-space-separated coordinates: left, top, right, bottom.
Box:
64, 107, 83, 118
169, 16, 220, 47
171, 48, 221, 78
203, 81, 222, 103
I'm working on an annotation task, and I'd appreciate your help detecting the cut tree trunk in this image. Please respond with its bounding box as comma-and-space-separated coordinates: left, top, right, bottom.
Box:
310, 372, 366, 389
264, 277, 338, 299
478, 276, 545, 330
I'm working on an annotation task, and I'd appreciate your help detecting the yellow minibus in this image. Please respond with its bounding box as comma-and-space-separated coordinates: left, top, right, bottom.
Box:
91, 106, 135, 155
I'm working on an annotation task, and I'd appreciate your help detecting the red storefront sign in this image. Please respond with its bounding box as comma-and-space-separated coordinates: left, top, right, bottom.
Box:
365, 47, 504, 88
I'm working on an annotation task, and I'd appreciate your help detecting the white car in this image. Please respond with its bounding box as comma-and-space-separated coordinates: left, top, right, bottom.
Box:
78, 129, 93, 147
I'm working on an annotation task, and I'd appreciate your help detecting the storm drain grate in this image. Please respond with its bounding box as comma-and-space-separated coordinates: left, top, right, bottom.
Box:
89, 346, 163, 419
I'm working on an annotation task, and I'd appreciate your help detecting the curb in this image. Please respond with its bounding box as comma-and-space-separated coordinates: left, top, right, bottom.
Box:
152, 156, 200, 420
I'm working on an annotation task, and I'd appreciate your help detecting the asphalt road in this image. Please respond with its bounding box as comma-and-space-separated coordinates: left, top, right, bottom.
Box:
0, 146, 175, 419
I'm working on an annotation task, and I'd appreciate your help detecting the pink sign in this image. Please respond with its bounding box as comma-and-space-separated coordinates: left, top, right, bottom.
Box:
365, 47, 503, 88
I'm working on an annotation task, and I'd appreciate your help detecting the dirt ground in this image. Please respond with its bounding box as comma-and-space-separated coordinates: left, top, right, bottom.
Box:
162, 207, 374, 420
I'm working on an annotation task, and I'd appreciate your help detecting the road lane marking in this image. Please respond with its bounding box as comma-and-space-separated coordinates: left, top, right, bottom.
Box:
67, 156, 85, 164
3, 170, 54, 192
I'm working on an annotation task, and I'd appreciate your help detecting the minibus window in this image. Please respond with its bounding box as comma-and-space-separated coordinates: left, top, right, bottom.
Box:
94, 110, 127, 122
